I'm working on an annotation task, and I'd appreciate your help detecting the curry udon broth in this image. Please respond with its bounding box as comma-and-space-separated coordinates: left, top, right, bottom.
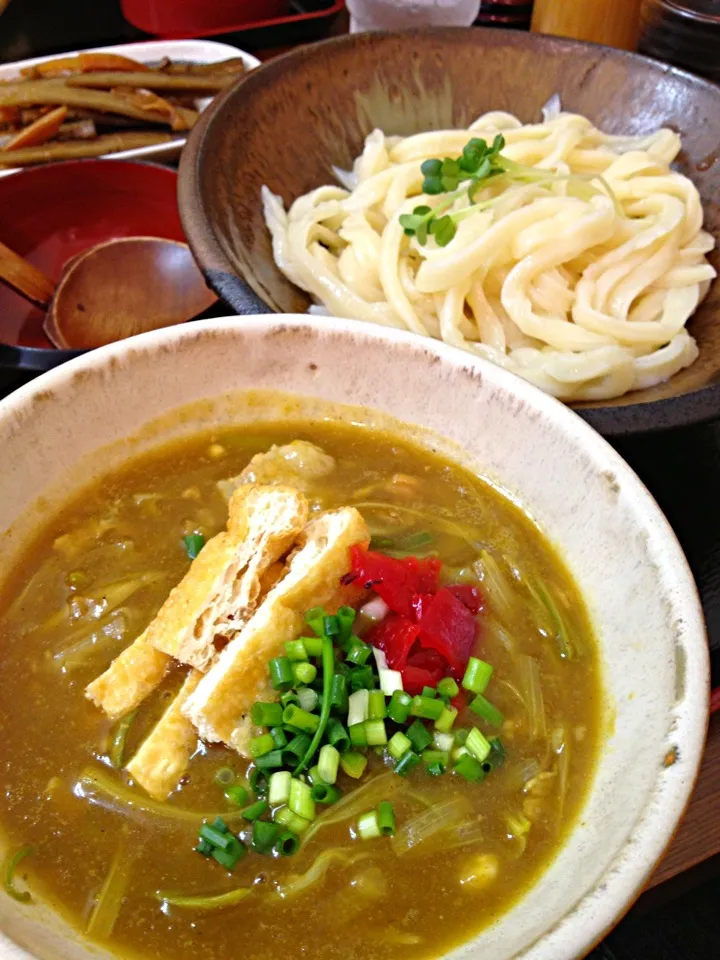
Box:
0, 420, 600, 960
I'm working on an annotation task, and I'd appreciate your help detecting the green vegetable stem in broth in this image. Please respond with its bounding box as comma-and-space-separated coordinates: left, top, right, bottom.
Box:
0, 420, 600, 960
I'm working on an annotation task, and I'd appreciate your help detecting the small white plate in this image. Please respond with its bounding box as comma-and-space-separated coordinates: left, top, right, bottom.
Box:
0, 39, 260, 177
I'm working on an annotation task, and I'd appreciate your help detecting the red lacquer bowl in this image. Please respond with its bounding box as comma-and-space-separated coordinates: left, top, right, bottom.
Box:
0, 160, 185, 367
120, 0, 288, 36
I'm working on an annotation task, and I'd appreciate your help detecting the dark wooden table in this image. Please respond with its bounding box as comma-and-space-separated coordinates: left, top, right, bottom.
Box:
1, 0, 719, 916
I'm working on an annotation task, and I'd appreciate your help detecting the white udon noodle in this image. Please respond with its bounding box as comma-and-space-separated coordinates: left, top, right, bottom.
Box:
262, 104, 716, 400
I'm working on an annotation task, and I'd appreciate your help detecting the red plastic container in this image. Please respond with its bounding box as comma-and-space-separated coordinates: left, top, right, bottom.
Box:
120, 0, 289, 36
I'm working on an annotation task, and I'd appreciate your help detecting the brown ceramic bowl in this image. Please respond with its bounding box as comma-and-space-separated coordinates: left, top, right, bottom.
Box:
178, 28, 720, 436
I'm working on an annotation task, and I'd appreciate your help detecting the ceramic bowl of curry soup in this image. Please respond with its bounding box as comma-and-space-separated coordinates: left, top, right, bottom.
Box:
0, 315, 709, 960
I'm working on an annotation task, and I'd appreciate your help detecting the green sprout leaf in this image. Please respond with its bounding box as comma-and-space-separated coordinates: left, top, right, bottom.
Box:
429, 216, 456, 247
422, 176, 444, 195
420, 158, 442, 177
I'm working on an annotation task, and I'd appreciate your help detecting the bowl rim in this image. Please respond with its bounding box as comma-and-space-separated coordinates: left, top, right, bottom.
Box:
177, 26, 720, 438
0, 312, 710, 960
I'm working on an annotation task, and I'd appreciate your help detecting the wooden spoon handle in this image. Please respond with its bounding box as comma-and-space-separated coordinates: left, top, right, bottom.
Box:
0, 239, 55, 307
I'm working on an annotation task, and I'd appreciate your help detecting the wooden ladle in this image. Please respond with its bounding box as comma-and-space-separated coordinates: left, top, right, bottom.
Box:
0, 235, 218, 350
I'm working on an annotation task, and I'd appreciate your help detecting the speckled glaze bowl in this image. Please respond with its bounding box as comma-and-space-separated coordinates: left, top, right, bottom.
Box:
178, 28, 720, 435
0, 316, 709, 960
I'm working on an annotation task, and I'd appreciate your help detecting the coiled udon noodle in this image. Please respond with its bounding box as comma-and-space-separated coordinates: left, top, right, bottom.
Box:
262, 100, 716, 400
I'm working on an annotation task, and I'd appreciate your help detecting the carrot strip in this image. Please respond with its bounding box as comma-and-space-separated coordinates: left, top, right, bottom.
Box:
1, 105, 67, 151
21, 53, 150, 78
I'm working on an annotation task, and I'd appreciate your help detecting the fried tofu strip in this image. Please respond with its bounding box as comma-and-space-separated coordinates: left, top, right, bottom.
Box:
148, 485, 307, 670
86, 484, 307, 716
85, 627, 170, 721
184, 507, 369, 755
125, 670, 202, 800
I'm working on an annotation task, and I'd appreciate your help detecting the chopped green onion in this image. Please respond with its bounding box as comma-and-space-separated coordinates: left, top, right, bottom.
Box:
433, 731, 455, 753
434, 705, 458, 733
421, 686, 437, 699
340, 750, 368, 779
379, 668, 403, 696
196, 837, 213, 856
224, 785, 248, 807
337, 606, 356, 641
274, 806, 310, 835
282, 704, 320, 734
294, 631, 335, 775
348, 665, 376, 691
199, 823, 233, 849
453, 753, 485, 782
482, 737, 506, 774
303, 635, 324, 657
466, 728, 492, 763
462, 657, 494, 695
410, 695, 444, 721
249, 733, 276, 758
249, 768, 268, 797
454, 728, 470, 746
357, 811, 381, 840
368, 690, 386, 720
285, 639, 308, 662
292, 662, 317, 686
326, 718, 350, 753
211, 836, 246, 870
346, 638, 371, 665
394, 750, 421, 777
307, 765, 325, 785
242, 800, 269, 822
270, 727, 288, 749
108, 710, 137, 769
330, 673, 348, 712
422, 749, 449, 775
323, 614, 340, 636
437, 677, 459, 698
255, 749, 284, 770
280, 691, 300, 708
275, 831, 300, 856
183, 533, 205, 559
364, 720, 388, 746
269, 656, 294, 691
388, 730, 413, 761
372, 645, 389, 670
288, 779, 316, 821
3, 845, 35, 904
305, 606, 327, 636
297, 687, 319, 713
251, 820, 280, 854
406, 719, 433, 753
377, 801, 396, 837
387, 689, 413, 723
347, 689, 370, 727
284, 733, 312, 759
214, 766, 236, 788
318, 744, 340, 784
268, 771, 292, 806
311, 782, 341, 804
349, 722, 368, 748
469, 694, 504, 728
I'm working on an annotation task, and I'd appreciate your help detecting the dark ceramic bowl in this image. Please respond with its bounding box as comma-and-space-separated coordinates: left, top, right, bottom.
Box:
178, 27, 720, 436
0, 160, 186, 373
